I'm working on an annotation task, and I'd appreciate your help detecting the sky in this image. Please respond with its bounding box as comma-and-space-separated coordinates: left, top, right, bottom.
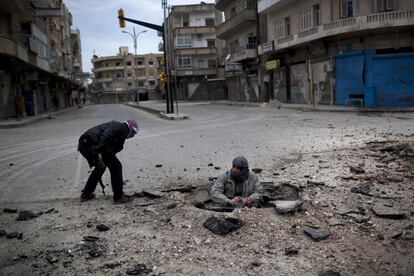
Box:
65, 0, 215, 73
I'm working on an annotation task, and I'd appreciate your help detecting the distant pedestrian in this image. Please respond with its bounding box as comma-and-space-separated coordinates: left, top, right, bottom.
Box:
15, 92, 25, 120
78, 120, 139, 204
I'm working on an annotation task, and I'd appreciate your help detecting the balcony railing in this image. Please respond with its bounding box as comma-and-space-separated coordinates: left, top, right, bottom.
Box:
266, 10, 414, 53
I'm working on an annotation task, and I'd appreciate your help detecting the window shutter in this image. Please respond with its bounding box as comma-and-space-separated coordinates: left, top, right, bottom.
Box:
353, 0, 359, 15
340, 1, 347, 18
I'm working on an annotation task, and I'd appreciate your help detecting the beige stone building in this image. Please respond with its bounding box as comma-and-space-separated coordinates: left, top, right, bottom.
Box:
258, 0, 414, 107
166, 3, 226, 101
91, 47, 163, 103
0, 0, 83, 118
215, 0, 261, 102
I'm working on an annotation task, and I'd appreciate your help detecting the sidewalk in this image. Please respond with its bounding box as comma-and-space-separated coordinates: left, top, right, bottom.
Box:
128, 100, 414, 115
0, 107, 77, 129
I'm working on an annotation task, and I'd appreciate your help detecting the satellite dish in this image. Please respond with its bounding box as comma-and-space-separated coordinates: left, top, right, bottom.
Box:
225, 54, 231, 61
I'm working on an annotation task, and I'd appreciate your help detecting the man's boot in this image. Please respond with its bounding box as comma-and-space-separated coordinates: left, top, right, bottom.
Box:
113, 195, 133, 204
80, 192, 96, 202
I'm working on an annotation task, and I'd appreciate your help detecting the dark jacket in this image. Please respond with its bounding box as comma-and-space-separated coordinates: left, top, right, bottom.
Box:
80, 121, 129, 154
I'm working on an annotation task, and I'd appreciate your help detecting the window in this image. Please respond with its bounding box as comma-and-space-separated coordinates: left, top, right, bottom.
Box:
230, 7, 236, 18
230, 39, 240, 53
149, 80, 156, 86
148, 59, 154, 65
274, 17, 290, 39
247, 36, 257, 49
300, 7, 313, 31
149, 70, 155, 76
127, 71, 132, 77
340, 0, 358, 18
246, 0, 256, 9
208, 59, 216, 69
197, 33, 203, 41
205, 18, 214, 26
207, 39, 215, 47
128, 82, 132, 86
182, 14, 189, 27
136, 59, 144, 65
198, 59, 205, 68
176, 34, 192, 48
127, 61, 132, 66
137, 70, 145, 77
105, 63, 109, 67
115, 62, 121, 66
138, 81, 144, 87
177, 55, 192, 69
115, 73, 123, 79
376, 0, 395, 12
314, 5, 320, 26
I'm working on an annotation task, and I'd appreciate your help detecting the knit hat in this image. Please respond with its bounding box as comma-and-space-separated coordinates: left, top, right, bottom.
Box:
125, 119, 139, 134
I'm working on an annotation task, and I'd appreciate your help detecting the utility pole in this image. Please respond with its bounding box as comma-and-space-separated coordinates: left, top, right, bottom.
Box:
162, 0, 174, 113
122, 27, 147, 105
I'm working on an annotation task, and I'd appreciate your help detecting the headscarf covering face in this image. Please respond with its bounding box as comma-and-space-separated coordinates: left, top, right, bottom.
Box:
231, 156, 249, 183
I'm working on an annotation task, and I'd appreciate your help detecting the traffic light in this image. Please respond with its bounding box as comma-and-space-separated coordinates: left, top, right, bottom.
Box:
118, 9, 125, 28
159, 72, 168, 83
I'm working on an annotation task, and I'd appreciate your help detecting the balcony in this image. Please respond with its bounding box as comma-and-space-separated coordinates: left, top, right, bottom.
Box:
215, 0, 233, 10
267, 10, 414, 53
0, 36, 50, 72
93, 78, 112, 83
174, 26, 216, 35
175, 67, 218, 76
92, 66, 124, 73
175, 47, 217, 55
216, 9, 256, 39
230, 48, 257, 63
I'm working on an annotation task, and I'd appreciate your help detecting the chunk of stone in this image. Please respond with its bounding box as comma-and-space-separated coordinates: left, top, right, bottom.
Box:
350, 166, 365, 174
307, 180, 325, 186
126, 263, 152, 275
16, 210, 42, 221
274, 200, 303, 214
96, 224, 110, 232
203, 217, 244, 235
142, 189, 164, 198
372, 203, 407, 219
303, 226, 330, 241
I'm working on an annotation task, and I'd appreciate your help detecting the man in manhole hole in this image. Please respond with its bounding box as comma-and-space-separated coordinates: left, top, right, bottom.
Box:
211, 156, 263, 208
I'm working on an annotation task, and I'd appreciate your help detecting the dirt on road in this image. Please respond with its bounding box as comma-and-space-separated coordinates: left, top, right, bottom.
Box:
0, 137, 413, 275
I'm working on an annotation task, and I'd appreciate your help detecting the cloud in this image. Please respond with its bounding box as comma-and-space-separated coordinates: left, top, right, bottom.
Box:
65, 0, 215, 73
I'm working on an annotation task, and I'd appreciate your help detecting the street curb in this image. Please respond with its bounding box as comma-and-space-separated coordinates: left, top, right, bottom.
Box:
0, 107, 78, 129
160, 112, 189, 120
124, 103, 162, 117
124, 103, 191, 120
278, 105, 414, 113
210, 101, 414, 113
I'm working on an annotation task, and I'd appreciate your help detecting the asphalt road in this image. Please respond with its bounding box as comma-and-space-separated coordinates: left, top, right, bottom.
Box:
0, 103, 413, 203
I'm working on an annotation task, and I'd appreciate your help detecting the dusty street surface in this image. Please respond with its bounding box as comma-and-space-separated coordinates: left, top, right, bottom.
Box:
0, 104, 413, 275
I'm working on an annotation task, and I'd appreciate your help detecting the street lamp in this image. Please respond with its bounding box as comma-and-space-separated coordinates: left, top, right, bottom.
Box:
122, 27, 147, 104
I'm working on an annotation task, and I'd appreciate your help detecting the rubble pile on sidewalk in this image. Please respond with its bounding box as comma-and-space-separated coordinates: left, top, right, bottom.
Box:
0, 138, 413, 275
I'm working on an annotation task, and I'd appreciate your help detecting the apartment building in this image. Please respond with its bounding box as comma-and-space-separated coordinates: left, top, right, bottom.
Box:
91, 47, 163, 103
0, 0, 83, 118
258, 0, 414, 107
215, 0, 261, 102
166, 3, 226, 101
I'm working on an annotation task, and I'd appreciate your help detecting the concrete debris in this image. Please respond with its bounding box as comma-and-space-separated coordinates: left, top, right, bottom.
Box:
142, 189, 164, 198
274, 200, 303, 214
371, 203, 407, 219
350, 166, 365, 174
126, 263, 152, 275
16, 210, 42, 221
96, 224, 110, 232
303, 226, 330, 241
